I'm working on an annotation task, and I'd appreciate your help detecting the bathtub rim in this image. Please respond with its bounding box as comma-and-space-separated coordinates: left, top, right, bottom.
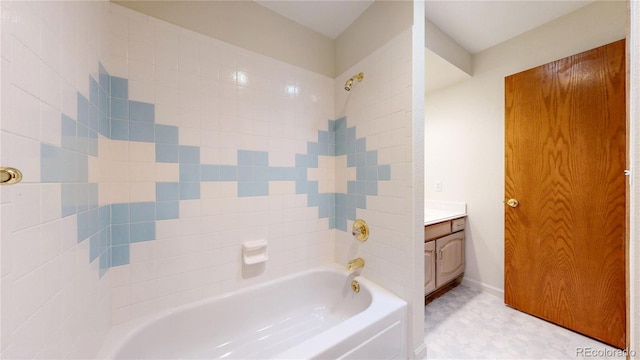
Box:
96, 263, 407, 359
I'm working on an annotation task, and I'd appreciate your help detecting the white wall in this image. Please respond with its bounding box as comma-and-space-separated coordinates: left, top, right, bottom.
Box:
0, 1, 112, 358
1, 0, 337, 357
411, 2, 426, 357
0, 1, 425, 358
424, 18, 471, 76
113, 0, 336, 78
115, 0, 416, 80
111, 2, 425, 355
334, 0, 413, 76
334, 27, 422, 357
425, 0, 627, 294
105, 3, 336, 325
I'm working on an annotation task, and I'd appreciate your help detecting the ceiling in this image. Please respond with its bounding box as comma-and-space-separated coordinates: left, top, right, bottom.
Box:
255, 0, 374, 39
254, 0, 594, 92
255, 0, 593, 53
425, 49, 471, 94
425, 0, 593, 54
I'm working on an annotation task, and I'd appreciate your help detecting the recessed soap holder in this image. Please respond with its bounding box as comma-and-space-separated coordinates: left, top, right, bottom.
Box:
242, 240, 268, 265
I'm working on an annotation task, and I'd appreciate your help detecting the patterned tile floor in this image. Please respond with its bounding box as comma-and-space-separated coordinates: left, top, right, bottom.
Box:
424, 284, 627, 359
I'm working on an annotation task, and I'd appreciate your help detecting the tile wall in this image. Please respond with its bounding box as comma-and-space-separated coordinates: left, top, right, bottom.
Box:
1, 1, 112, 358
103, 4, 341, 324
333, 28, 417, 353
1, 1, 417, 358
335, 27, 413, 302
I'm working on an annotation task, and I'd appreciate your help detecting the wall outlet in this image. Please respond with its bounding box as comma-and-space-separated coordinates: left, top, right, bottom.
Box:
435, 181, 442, 192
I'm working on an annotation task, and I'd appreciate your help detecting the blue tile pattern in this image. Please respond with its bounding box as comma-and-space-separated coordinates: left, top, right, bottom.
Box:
156, 201, 179, 220
111, 245, 129, 267
288, 117, 392, 231
155, 125, 178, 144
40, 63, 392, 275
38, 63, 169, 278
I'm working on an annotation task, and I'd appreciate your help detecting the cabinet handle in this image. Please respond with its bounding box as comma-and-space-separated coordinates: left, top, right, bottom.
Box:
438, 249, 443, 260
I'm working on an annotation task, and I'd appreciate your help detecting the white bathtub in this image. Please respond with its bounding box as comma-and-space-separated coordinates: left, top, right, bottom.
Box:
97, 265, 407, 359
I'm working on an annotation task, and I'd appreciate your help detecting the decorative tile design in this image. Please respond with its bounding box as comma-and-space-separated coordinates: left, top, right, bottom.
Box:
295, 118, 392, 231
39, 63, 166, 277
40, 62, 392, 273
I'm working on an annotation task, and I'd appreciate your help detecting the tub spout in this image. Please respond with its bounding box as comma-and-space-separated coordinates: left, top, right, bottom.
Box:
347, 257, 365, 271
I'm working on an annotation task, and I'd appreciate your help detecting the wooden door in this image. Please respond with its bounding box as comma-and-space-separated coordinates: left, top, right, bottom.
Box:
436, 232, 465, 287
425, 241, 436, 294
505, 40, 626, 348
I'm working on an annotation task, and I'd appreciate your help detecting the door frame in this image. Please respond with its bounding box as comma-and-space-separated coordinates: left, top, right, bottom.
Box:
627, 0, 639, 354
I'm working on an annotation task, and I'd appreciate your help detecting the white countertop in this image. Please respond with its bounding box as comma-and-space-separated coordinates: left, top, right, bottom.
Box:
424, 209, 466, 226
424, 200, 467, 226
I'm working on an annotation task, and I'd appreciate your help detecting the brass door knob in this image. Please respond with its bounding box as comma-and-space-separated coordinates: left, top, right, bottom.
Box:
507, 198, 519, 208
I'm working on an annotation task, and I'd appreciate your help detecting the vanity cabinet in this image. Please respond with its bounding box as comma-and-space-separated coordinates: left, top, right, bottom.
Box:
424, 217, 465, 296
435, 231, 465, 286
424, 241, 436, 294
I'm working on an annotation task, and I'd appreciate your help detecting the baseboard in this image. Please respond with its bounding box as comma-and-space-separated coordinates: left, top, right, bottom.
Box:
413, 342, 427, 359
461, 277, 504, 299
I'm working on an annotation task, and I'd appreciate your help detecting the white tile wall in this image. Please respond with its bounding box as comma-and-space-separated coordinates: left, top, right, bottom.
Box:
1, 1, 112, 358
2, 1, 422, 358
333, 28, 418, 356
334, 28, 413, 295
103, 3, 335, 325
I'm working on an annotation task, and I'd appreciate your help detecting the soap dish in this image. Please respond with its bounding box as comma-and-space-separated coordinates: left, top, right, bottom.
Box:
242, 240, 268, 265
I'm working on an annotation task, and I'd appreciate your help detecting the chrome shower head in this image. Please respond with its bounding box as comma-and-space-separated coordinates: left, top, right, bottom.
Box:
344, 72, 364, 92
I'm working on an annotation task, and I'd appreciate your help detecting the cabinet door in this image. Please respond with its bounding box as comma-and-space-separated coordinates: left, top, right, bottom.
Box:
424, 241, 436, 294
436, 232, 465, 287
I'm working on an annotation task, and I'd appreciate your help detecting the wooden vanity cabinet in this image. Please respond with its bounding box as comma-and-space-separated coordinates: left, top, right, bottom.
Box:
424, 241, 436, 294
424, 217, 465, 296
435, 231, 465, 286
